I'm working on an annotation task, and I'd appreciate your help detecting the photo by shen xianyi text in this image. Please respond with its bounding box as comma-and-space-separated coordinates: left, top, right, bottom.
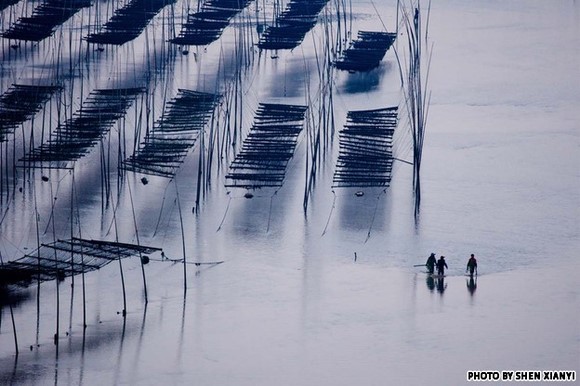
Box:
467, 370, 576, 382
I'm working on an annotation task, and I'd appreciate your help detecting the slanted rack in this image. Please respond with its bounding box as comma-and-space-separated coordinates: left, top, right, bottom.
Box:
225, 103, 307, 188
332, 107, 398, 188
170, 0, 254, 46
20, 87, 144, 165
0, 84, 61, 143
0, 238, 161, 287
1, 0, 91, 42
122, 89, 220, 177
257, 0, 329, 50
333, 31, 397, 72
85, 0, 176, 45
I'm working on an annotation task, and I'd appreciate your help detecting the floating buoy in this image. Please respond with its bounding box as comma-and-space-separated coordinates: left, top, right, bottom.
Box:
41, 175, 49, 182
141, 177, 148, 185
141, 255, 150, 264
244, 192, 254, 199
182, 49, 189, 55
355, 191, 364, 197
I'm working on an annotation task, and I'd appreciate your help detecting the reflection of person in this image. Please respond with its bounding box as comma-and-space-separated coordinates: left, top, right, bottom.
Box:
436, 277, 447, 294
467, 276, 477, 295
436, 256, 448, 276
466, 254, 478, 276
426, 276, 435, 292
426, 253, 437, 274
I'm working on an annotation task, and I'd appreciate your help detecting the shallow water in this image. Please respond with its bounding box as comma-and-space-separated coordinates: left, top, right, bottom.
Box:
0, 0, 579, 384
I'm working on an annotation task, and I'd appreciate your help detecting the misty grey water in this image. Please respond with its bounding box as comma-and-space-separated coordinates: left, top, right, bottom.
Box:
0, 0, 579, 385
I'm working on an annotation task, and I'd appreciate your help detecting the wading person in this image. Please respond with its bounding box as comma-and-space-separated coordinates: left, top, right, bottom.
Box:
466, 254, 478, 276
426, 253, 437, 274
436, 256, 448, 276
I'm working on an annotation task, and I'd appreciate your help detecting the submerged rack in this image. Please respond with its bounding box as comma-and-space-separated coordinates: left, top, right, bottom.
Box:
85, 0, 176, 45
1, 0, 91, 42
122, 89, 220, 177
0, 84, 61, 143
225, 103, 307, 188
257, 0, 329, 50
0, 238, 161, 287
333, 31, 397, 72
170, 0, 253, 46
332, 107, 398, 188
20, 87, 144, 165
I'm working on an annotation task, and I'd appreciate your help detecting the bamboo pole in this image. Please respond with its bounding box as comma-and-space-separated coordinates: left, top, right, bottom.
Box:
126, 177, 148, 303
175, 180, 187, 292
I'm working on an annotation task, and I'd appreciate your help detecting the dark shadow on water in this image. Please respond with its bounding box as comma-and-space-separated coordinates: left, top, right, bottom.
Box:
339, 63, 390, 94
263, 58, 308, 99
228, 193, 272, 235
0, 286, 32, 310
336, 188, 390, 238
225, 187, 294, 237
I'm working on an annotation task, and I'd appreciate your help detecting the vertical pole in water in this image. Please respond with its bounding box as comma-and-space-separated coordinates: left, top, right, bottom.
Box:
9, 299, 18, 356
118, 246, 127, 317
413, 5, 422, 217
398, 2, 430, 219
127, 178, 148, 303
54, 255, 60, 347
112, 199, 128, 316
69, 172, 75, 335
33, 176, 42, 346
48, 180, 60, 348
73, 171, 87, 329
195, 127, 203, 211
175, 181, 187, 293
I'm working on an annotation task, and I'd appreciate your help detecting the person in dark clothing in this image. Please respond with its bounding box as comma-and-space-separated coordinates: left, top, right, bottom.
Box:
466, 254, 478, 277
436, 256, 448, 276
426, 253, 437, 274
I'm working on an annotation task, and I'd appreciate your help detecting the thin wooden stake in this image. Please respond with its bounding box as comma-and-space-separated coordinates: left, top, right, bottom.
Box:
175, 180, 187, 292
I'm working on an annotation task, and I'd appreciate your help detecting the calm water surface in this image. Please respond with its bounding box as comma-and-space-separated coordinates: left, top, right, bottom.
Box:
0, 0, 578, 384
